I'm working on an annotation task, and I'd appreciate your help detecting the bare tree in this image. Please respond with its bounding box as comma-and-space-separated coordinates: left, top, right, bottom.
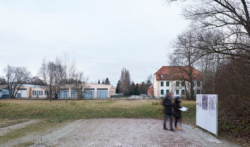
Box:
54, 58, 66, 101
71, 71, 88, 101
169, 30, 203, 99
38, 54, 80, 103
146, 75, 153, 88
167, 0, 250, 61
29, 76, 45, 85
64, 55, 76, 102
38, 59, 57, 102
3, 65, 31, 98
0, 77, 6, 85
167, 0, 250, 140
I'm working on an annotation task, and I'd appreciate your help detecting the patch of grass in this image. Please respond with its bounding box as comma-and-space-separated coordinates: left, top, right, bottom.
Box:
181, 103, 196, 125
0, 99, 196, 123
0, 119, 28, 128
0, 119, 26, 126
16, 141, 34, 147
70, 101, 76, 105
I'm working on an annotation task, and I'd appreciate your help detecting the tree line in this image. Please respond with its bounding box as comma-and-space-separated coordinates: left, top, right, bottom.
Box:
167, 0, 250, 140
115, 68, 152, 96
0, 55, 87, 102
97, 78, 110, 85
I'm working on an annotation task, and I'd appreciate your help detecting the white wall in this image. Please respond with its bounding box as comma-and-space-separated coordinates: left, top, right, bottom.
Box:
158, 80, 172, 97
17, 90, 27, 98
158, 80, 203, 98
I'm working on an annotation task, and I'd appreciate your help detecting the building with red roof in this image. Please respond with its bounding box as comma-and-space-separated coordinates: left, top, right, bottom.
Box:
153, 66, 203, 98
147, 85, 154, 96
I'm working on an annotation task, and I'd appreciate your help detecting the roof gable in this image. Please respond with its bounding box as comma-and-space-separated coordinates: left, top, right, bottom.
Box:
155, 66, 203, 81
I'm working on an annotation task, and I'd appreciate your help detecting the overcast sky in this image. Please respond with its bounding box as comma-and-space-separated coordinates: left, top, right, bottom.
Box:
0, 0, 189, 86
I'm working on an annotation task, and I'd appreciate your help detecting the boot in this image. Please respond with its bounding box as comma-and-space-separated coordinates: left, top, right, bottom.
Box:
175, 126, 178, 131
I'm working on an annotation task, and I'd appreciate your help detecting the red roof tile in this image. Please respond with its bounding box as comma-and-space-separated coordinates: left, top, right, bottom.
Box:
154, 66, 203, 81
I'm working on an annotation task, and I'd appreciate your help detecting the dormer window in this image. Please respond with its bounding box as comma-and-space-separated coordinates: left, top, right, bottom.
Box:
171, 75, 173, 78
161, 75, 163, 77
194, 75, 196, 77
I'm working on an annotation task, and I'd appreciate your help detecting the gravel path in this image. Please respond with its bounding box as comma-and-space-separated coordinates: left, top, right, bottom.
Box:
32, 119, 239, 147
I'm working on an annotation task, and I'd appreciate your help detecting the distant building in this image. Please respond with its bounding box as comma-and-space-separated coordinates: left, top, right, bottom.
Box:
153, 66, 203, 98
0, 84, 116, 99
147, 85, 154, 96
0, 85, 9, 98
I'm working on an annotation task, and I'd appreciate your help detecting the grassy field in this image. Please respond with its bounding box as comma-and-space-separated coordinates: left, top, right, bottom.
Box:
0, 99, 196, 123
0, 99, 197, 146
0, 99, 248, 146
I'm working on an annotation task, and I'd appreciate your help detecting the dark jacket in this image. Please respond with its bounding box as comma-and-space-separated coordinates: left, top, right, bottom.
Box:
173, 100, 181, 118
162, 96, 173, 114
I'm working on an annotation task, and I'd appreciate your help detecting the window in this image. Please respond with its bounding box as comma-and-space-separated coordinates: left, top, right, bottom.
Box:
176, 90, 179, 95
192, 81, 195, 86
161, 90, 164, 95
197, 90, 201, 94
34, 91, 36, 95
176, 81, 179, 87
181, 90, 185, 95
32, 90, 34, 95
41, 91, 43, 95
161, 82, 164, 87
194, 75, 196, 77
166, 90, 169, 95
161, 75, 163, 77
166, 81, 169, 86
197, 81, 200, 87
171, 75, 173, 78
182, 81, 185, 87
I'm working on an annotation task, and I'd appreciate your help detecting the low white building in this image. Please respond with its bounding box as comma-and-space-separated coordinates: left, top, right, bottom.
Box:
153, 66, 203, 98
58, 83, 116, 99
0, 84, 116, 99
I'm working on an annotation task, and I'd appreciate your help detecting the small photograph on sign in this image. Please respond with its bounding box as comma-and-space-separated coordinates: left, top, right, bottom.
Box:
202, 95, 208, 110
209, 96, 216, 110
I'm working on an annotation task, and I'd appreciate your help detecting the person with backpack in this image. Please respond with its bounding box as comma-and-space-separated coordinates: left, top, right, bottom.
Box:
162, 92, 175, 132
173, 96, 182, 131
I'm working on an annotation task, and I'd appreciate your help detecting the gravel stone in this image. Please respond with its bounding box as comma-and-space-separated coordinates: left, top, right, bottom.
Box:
32, 119, 239, 147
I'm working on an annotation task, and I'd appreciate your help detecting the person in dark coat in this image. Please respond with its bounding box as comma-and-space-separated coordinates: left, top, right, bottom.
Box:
162, 92, 175, 132
173, 96, 182, 131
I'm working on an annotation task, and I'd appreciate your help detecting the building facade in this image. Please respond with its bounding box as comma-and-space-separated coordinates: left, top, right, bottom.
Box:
153, 66, 203, 98
0, 84, 116, 99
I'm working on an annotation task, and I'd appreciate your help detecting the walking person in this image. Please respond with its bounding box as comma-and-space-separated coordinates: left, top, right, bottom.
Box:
162, 92, 175, 132
173, 96, 182, 131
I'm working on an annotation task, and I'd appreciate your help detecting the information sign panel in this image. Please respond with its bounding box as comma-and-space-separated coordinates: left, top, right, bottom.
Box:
196, 94, 218, 136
